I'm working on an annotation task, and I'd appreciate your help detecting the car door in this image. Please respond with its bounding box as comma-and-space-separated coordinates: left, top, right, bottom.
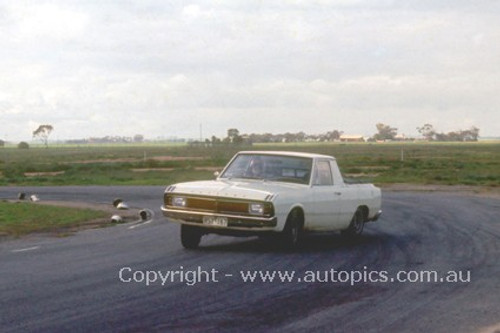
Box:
308, 159, 342, 231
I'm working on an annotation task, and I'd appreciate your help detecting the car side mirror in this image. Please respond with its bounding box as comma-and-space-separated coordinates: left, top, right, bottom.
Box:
214, 171, 220, 178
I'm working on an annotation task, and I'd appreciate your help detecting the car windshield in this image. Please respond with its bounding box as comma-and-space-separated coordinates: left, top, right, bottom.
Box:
220, 154, 312, 184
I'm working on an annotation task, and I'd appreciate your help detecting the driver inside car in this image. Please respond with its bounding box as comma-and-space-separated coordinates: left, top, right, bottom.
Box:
247, 158, 264, 178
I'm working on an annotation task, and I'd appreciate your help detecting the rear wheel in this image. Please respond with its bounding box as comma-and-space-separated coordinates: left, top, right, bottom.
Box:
341, 208, 365, 238
181, 225, 202, 249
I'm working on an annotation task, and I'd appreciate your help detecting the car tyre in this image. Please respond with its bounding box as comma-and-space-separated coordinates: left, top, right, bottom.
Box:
341, 208, 365, 238
282, 209, 303, 250
181, 225, 202, 249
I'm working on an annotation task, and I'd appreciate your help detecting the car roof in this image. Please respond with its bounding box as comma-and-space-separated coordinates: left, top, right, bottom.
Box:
236, 151, 335, 160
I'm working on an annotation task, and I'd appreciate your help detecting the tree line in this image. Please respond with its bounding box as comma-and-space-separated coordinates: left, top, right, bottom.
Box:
0, 123, 481, 149
416, 124, 479, 142
204, 129, 343, 145
66, 134, 145, 145
203, 123, 480, 145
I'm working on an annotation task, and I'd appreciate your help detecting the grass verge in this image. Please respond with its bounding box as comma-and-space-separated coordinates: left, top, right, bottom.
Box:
0, 201, 109, 237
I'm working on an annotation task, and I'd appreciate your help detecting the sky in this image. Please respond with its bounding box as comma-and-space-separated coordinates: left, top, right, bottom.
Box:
1, 0, 499, 142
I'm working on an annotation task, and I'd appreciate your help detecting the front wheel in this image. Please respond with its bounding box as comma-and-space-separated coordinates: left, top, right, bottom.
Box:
181, 225, 202, 249
282, 209, 303, 250
341, 208, 365, 238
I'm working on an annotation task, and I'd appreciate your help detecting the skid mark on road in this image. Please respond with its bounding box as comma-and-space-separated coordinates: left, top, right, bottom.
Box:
11, 246, 40, 253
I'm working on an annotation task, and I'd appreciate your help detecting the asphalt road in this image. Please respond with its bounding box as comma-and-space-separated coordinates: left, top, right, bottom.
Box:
1, 186, 499, 332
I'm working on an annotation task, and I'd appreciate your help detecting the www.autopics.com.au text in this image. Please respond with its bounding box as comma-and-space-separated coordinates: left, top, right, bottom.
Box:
118, 266, 471, 287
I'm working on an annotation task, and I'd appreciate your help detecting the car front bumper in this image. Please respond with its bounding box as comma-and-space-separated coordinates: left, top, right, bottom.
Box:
161, 206, 278, 231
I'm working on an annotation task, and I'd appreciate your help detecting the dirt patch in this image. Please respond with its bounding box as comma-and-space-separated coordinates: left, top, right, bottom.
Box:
344, 173, 380, 178
357, 166, 391, 170
68, 156, 206, 164
24, 171, 66, 177
194, 167, 221, 171
67, 158, 138, 164
131, 168, 175, 172
151, 156, 206, 161
131, 166, 219, 172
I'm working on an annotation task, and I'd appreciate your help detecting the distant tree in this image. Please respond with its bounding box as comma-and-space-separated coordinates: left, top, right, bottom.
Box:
18, 141, 30, 149
227, 128, 243, 144
133, 134, 144, 143
211, 135, 221, 145
232, 134, 244, 144
227, 128, 239, 140
417, 124, 436, 141
0, 140, 4, 147
326, 130, 343, 141
462, 126, 480, 141
438, 127, 480, 142
32, 124, 54, 148
261, 133, 274, 143
283, 132, 295, 142
373, 123, 397, 141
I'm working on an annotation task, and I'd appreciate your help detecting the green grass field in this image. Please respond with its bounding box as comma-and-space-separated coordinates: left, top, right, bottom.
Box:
0, 142, 499, 187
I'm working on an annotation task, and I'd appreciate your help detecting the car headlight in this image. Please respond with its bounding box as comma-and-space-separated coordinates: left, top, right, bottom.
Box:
249, 203, 264, 215
171, 196, 187, 207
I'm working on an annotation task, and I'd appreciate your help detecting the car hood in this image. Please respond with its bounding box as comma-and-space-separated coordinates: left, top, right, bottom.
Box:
167, 179, 303, 202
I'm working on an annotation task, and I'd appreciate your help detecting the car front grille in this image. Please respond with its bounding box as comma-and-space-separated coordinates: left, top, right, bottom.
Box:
165, 194, 274, 217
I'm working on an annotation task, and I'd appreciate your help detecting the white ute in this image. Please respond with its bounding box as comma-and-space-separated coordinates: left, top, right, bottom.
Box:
161, 151, 382, 249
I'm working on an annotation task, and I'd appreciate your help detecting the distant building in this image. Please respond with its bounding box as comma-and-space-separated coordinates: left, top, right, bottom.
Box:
394, 134, 415, 142
339, 135, 365, 142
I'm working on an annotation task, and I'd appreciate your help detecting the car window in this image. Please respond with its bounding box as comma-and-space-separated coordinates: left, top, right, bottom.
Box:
313, 160, 333, 186
221, 154, 312, 184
